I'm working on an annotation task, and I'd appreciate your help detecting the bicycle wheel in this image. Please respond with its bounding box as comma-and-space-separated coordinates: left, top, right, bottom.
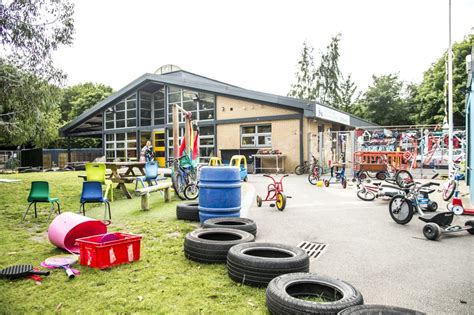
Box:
184, 183, 199, 200
172, 173, 186, 200
389, 195, 414, 224
357, 188, 376, 201
442, 180, 456, 201
395, 170, 413, 188
295, 165, 305, 175
307, 166, 321, 185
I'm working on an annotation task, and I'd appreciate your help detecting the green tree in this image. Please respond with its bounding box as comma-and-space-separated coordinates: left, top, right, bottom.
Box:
0, 0, 75, 147
412, 35, 473, 126
356, 73, 413, 126
61, 83, 113, 123
0, 60, 61, 147
288, 41, 317, 100
338, 74, 360, 113
0, 0, 75, 81
314, 34, 342, 107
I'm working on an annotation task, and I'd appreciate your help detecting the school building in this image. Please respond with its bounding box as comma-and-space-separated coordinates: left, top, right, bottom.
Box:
61, 65, 376, 171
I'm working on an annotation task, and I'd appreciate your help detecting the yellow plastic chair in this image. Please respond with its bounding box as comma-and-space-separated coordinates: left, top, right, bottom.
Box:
85, 163, 113, 202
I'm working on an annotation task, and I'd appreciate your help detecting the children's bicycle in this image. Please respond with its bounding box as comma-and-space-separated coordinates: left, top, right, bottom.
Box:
256, 174, 289, 211
308, 163, 323, 185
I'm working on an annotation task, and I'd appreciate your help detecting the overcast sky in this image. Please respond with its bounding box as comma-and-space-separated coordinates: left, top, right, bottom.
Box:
54, 0, 473, 97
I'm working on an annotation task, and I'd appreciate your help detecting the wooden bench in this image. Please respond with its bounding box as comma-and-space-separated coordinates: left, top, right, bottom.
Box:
135, 182, 173, 210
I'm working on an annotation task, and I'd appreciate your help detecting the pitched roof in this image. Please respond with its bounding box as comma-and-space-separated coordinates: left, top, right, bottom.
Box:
61, 70, 377, 135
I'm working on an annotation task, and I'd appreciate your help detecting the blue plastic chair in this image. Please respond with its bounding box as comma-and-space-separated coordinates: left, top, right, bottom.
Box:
135, 161, 165, 190
79, 181, 111, 223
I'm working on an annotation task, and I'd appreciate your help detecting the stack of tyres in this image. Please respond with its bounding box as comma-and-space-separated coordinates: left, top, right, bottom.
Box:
198, 166, 241, 223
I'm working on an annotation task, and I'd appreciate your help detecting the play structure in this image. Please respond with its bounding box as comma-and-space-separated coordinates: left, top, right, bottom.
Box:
229, 155, 248, 182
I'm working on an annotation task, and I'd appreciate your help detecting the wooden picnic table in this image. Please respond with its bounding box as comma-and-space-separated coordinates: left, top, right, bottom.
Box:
105, 162, 146, 199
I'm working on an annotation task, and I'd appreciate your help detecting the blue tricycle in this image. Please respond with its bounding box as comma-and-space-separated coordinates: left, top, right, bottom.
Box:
323, 162, 347, 189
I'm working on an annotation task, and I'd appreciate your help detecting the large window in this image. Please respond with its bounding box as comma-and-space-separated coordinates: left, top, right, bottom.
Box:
140, 92, 152, 126
153, 89, 165, 125
105, 132, 137, 161
167, 87, 215, 123
104, 94, 137, 130
241, 124, 272, 148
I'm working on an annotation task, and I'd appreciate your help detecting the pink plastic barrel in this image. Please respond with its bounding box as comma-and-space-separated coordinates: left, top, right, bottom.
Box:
48, 212, 107, 253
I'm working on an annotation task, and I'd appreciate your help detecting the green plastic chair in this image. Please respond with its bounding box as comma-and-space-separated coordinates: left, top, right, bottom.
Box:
21, 181, 61, 222
85, 163, 113, 202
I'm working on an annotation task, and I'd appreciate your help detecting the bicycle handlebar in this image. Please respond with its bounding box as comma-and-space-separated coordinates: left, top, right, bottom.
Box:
421, 182, 440, 188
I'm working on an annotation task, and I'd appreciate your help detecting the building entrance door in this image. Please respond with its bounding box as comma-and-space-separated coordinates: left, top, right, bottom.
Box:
153, 129, 166, 167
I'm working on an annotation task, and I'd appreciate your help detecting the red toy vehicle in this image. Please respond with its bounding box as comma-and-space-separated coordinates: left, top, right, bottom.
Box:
256, 174, 289, 211
447, 196, 474, 216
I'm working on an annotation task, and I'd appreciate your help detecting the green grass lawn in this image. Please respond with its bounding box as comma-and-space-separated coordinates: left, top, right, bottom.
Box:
0, 171, 266, 314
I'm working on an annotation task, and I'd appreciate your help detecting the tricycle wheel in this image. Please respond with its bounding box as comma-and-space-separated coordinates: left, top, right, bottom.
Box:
452, 205, 464, 215
389, 195, 414, 225
341, 179, 347, 189
324, 180, 330, 187
243, 176, 248, 182
256, 195, 262, 207
375, 171, 386, 180
427, 201, 438, 212
358, 172, 367, 180
357, 189, 376, 201
423, 223, 441, 240
276, 192, 286, 211
465, 220, 474, 235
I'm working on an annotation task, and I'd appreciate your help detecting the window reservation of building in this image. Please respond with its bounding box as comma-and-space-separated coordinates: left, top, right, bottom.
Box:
167, 87, 215, 123
104, 94, 137, 130
241, 124, 272, 147
105, 132, 137, 161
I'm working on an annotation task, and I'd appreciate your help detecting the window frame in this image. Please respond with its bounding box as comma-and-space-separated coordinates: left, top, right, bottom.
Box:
240, 124, 272, 148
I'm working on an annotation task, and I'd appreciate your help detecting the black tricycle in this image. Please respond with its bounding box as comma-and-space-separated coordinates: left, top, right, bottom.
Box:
419, 212, 474, 240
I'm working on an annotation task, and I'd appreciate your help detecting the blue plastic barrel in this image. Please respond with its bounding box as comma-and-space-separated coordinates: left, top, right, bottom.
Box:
198, 166, 241, 223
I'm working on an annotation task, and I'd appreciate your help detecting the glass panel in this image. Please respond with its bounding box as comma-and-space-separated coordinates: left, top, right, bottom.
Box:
154, 118, 165, 125
116, 111, 125, 120
242, 126, 255, 134
200, 100, 214, 110
199, 93, 214, 101
128, 110, 136, 119
127, 119, 136, 127
106, 143, 114, 149
116, 120, 125, 128
106, 150, 114, 159
127, 150, 137, 159
200, 138, 214, 146
127, 132, 136, 140
200, 110, 214, 120
116, 102, 125, 111
200, 126, 214, 136
116, 142, 125, 149
168, 86, 180, 93
116, 150, 125, 159
258, 135, 272, 146
168, 93, 181, 103
105, 112, 114, 121
127, 100, 137, 109
116, 133, 125, 141
127, 94, 136, 101
258, 125, 271, 133
182, 101, 197, 112
241, 136, 255, 146
200, 147, 214, 157
105, 122, 114, 129
182, 90, 195, 101
106, 134, 114, 141
141, 111, 151, 119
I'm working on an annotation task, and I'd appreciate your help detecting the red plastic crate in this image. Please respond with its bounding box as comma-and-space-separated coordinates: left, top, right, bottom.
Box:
76, 232, 142, 269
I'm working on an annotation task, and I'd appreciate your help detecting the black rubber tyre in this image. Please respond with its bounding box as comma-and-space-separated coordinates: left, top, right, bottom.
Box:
375, 171, 387, 181
423, 223, 441, 240
395, 170, 413, 188
184, 183, 199, 200
426, 201, 438, 212
295, 165, 305, 175
266, 273, 364, 315
324, 180, 330, 187
357, 189, 376, 201
442, 180, 456, 201
389, 195, 414, 225
342, 179, 347, 189
184, 228, 254, 264
465, 220, 474, 235
202, 217, 257, 236
227, 242, 309, 287
176, 202, 200, 221
338, 304, 424, 314
358, 172, 367, 180
243, 176, 248, 182
256, 195, 263, 207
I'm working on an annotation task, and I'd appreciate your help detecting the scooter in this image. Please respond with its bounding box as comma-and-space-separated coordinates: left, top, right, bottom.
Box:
419, 212, 474, 240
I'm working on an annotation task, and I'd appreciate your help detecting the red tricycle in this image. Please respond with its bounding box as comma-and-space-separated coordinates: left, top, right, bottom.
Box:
256, 174, 289, 211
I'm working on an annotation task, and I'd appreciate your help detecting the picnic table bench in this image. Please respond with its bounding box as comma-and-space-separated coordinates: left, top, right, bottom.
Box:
135, 181, 173, 210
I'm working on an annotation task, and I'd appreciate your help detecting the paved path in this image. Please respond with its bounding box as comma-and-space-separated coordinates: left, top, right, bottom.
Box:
243, 174, 474, 314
